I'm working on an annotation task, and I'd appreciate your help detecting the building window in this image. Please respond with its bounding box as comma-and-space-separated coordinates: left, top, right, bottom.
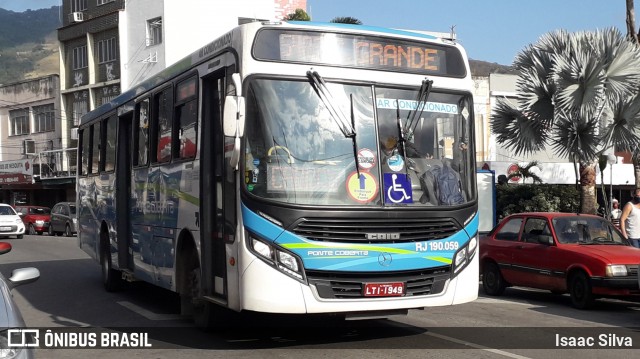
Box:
97, 0, 114, 5
33, 104, 55, 133
9, 109, 30, 136
73, 45, 88, 70
98, 37, 117, 63
146, 17, 163, 46
72, 92, 89, 126
71, 0, 87, 12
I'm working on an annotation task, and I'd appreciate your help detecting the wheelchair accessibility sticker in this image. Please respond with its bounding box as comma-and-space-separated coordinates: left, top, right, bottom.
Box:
384, 173, 413, 204
346, 171, 378, 203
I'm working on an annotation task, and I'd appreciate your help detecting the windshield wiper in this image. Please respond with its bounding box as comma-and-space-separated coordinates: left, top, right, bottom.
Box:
394, 78, 432, 176
307, 70, 360, 176
404, 78, 433, 140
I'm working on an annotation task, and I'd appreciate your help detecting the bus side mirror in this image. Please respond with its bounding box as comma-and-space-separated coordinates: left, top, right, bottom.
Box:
223, 96, 245, 137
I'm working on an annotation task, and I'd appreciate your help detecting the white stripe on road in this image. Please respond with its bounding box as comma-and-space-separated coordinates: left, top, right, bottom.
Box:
474, 297, 535, 306
423, 330, 533, 359
117, 301, 183, 321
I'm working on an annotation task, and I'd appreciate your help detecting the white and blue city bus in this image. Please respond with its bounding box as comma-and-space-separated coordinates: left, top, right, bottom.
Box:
77, 20, 479, 327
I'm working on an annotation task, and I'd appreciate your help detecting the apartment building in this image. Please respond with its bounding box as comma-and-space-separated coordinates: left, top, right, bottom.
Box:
0, 75, 73, 206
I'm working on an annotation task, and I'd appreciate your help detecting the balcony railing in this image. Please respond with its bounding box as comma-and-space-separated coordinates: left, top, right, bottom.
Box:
34, 148, 77, 180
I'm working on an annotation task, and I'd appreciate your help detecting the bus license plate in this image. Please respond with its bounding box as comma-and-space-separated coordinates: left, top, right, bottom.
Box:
363, 282, 405, 297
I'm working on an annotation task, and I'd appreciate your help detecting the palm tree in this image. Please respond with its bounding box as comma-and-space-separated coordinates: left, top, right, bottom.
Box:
507, 161, 543, 184
624, 0, 640, 188
330, 17, 362, 25
285, 9, 311, 21
491, 28, 640, 214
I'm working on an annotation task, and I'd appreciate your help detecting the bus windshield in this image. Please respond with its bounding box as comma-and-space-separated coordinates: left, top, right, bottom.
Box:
244, 78, 474, 207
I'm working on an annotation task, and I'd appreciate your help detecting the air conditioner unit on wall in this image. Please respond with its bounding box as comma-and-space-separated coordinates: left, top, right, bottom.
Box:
70, 128, 78, 140
70, 12, 84, 23
23, 140, 36, 155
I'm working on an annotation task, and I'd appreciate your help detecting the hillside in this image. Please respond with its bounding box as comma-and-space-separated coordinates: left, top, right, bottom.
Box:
469, 59, 516, 77
0, 6, 514, 85
0, 6, 61, 85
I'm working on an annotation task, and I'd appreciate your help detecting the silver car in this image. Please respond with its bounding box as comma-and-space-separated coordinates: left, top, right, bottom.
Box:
48, 202, 77, 237
0, 242, 40, 358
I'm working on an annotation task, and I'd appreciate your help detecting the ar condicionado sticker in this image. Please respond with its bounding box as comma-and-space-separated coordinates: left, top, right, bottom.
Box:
346, 171, 378, 203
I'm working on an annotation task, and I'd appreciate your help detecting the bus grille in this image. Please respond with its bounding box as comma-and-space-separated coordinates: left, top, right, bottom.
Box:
292, 217, 460, 243
307, 268, 450, 299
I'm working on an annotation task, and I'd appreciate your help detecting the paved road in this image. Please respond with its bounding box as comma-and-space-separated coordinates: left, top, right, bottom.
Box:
1, 234, 639, 358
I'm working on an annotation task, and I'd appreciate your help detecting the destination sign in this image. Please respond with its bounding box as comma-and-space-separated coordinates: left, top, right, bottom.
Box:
253, 29, 466, 77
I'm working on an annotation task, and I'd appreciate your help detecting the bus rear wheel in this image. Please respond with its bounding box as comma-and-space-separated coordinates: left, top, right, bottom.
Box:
101, 239, 124, 292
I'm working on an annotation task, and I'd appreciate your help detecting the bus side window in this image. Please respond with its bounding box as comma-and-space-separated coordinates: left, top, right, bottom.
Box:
81, 128, 90, 176
133, 98, 150, 166
154, 87, 173, 163
104, 115, 117, 172
91, 124, 100, 175
175, 76, 198, 159
178, 100, 197, 159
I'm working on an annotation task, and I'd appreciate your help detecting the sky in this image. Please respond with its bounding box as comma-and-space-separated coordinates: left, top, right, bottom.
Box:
307, 0, 632, 65
0, 0, 636, 65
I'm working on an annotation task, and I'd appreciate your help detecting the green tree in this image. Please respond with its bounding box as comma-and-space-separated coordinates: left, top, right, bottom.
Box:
285, 8, 311, 21
330, 17, 362, 25
491, 28, 640, 214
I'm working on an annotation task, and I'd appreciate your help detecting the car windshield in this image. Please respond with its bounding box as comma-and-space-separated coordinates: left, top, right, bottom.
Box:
0, 207, 16, 215
243, 78, 475, 207
68, 205, 76, 215
29, 208, 50, 215
552, 216, 626, 245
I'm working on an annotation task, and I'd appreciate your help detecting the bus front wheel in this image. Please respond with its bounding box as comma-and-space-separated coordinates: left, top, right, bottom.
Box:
179, 249, 226, 330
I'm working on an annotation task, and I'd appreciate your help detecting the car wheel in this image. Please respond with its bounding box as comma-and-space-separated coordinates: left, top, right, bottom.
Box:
569, 271, 595, 309
17, 234, 23, 239
28, 224, 35, 235
482, 262, 506, 296
65, 224, 72, 237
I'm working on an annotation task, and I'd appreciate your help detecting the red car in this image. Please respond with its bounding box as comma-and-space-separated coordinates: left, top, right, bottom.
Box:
14, 205, 51, 235
480, 212, 640, 309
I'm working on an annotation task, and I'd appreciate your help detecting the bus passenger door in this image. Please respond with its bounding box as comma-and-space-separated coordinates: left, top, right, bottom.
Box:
116, 113, 133, 270
199, 67, 232, 302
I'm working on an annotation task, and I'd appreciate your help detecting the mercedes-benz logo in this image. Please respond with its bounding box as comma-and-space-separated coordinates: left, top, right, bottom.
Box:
378, 252, 392, 267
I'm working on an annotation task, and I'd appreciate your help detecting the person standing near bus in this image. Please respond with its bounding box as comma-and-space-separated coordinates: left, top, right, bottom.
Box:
619, 189, 640, 248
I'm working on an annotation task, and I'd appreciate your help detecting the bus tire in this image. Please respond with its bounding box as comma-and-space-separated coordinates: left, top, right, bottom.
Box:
178, 245, 225, 331
101, 237, 124, 292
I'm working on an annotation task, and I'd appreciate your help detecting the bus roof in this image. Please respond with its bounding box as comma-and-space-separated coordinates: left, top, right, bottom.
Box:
80, 20, 460, 126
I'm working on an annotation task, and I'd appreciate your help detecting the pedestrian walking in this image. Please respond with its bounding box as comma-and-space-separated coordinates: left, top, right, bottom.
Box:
619, 189, 640, 248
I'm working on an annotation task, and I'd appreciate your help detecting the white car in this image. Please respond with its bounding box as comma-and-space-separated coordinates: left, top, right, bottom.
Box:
0, 204, 25, 239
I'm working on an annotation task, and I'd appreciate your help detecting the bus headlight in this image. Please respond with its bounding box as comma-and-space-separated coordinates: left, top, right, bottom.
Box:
452, 236, 477, 276
251, 238, 274, 260
277, 251, 300, 273
249, 235, 305, 282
